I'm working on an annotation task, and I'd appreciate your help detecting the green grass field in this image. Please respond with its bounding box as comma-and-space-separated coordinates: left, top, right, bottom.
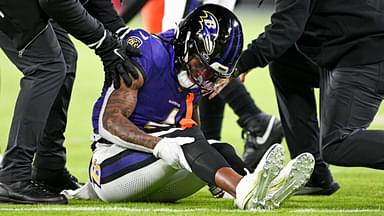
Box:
0, 6, 384, 216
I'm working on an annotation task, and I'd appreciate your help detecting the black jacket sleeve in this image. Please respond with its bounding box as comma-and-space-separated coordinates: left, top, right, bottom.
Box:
237, 0, 313, 72
84, 0, 126, 33
38, 0, 105, 45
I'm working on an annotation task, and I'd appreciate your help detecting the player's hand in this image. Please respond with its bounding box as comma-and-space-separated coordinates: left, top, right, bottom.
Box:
152, 137, 195, 171
93, 31, 142, 88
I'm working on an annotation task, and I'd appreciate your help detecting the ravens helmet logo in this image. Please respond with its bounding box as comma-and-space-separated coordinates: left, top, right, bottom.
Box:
197, 10, 219, 55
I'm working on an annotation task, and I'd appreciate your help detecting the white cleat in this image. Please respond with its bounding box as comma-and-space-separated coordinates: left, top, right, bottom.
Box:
264, 152, 315, 209
235, 143, 285, 210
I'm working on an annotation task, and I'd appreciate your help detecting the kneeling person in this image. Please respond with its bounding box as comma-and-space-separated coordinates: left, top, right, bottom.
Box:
65, 4, 314, 209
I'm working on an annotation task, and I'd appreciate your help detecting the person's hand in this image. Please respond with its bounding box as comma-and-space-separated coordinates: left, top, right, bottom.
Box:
152, 137, 195, 171
206, 78, 232, 100
93, 30, 142, 88
239, 72, 248, 82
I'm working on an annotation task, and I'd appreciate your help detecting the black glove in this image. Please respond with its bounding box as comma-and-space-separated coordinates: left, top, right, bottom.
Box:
93, 31, 142, 88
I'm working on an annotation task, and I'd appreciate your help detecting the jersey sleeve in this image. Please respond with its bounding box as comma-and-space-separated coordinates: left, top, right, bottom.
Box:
124, 29, 171, 79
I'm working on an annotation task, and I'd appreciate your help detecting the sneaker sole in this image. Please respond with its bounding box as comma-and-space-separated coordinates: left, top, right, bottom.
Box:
245, 144, 284, 209
266, 153, 315, 209
0, 196, 35, 204
0, 195, 68, 204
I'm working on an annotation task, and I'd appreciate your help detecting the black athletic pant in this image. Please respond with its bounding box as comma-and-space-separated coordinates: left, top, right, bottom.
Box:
0, 21, 77, 183
320, 61, 384, 169
269, 47, 322, 163
199, 78, 262, 140
270, 46, 384, 169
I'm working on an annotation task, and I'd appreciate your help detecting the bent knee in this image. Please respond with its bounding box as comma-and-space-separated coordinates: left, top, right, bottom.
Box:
321, 138, 348, 166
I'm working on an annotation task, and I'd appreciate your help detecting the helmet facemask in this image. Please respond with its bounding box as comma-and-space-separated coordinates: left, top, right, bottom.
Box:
174, 4, 243, 93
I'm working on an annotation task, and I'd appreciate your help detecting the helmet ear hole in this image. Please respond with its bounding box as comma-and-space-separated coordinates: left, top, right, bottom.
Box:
174, 4, 244, 81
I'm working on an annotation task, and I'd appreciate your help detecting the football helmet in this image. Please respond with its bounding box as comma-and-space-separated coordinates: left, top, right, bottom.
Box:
174, 4, 243, 91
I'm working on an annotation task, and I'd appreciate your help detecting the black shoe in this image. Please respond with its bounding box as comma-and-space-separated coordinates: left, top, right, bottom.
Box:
240, 113, 284, 171
208, 185, 225, 198
295, 162, 340, 195
32, 168, 82, 193
0, 181, 68, 204
295, 180, 340, 195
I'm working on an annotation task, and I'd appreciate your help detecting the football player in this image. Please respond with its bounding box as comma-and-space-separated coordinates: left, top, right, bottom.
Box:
63, 4, 314, 209
135, 0, 285, 176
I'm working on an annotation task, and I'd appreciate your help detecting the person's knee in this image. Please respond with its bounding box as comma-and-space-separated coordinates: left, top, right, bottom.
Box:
321, 136, 347, 166
321, 127, 358, 166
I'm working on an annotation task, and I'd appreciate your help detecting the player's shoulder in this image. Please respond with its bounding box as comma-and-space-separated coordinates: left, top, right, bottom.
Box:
124, 29, 160, 50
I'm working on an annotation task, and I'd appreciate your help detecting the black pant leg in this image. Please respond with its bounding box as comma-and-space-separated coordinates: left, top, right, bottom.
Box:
219, 78, 262, 125
0, 24, 66, 183
199, 95, 225, 140
34, 21, 77, 171
269, 47, 321, 161
199, 78, 263, 140
320, 61, 384, 169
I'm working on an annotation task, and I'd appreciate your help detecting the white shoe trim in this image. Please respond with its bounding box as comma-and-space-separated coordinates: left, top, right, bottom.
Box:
256, 116, 276, 145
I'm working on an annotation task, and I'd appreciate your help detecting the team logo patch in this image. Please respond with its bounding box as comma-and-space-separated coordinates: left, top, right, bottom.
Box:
127, 36, 143, 48
198, 10, 219, 55
90, 159, 102, 188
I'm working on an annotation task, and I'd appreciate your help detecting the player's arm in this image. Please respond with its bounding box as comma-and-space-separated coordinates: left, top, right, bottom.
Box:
101, 72, 161, 150
101, 68, 195, 170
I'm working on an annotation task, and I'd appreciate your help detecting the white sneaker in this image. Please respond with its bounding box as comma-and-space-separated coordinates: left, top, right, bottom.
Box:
264, 152, 315, 209
235, 143, 284, 210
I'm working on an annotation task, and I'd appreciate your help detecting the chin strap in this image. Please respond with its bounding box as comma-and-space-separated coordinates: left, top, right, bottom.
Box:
179, 93, 197, 129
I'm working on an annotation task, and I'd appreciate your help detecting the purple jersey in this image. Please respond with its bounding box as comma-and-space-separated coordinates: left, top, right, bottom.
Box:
92, 29, 200, 134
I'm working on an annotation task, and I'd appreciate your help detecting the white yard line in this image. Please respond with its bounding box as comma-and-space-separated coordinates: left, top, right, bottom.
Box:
293, 209, 382, 213
0, 207, 382, 213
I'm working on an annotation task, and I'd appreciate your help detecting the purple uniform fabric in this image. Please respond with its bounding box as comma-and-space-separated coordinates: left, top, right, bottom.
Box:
92, 29, 200, 134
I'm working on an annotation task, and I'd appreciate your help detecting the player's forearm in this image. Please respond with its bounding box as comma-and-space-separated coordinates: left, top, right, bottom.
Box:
102, 81, 159, 149
103, 113, 160, 149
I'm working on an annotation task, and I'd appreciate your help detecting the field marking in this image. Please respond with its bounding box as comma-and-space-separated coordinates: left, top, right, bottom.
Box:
0, 207, 382, 213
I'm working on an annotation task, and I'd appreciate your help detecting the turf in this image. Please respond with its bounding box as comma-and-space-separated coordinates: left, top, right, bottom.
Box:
0, 5, 384, 216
